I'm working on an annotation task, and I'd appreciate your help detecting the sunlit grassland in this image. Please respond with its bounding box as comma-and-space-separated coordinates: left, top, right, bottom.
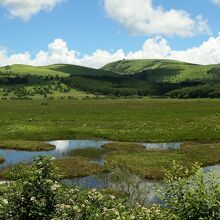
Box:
0, 98, 220, 142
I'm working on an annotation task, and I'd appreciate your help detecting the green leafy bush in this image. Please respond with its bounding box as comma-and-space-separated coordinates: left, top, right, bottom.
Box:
0, 156, 219, 220
159, 161, 220, 220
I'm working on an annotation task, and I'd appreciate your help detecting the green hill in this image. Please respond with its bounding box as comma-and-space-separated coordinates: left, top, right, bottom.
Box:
0, 64, 68, 77
1, 59, 220, 99
0, 63, 117, 77
102, 59, 220, 83
47, 64, 118, 77
0, 64, 118, 100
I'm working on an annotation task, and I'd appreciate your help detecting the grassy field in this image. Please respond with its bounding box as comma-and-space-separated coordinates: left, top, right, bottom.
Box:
0, 98, 220, 142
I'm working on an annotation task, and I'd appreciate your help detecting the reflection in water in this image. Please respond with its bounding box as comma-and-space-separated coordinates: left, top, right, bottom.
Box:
204, 165, 220, 178
0, 140, 111, 168
144, 142, 182, 150
63, 173, 161, 206
0, 140, 181, 168
0, 139, 182, 204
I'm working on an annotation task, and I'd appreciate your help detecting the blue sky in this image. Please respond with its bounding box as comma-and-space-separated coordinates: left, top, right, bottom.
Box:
0, 0, 220, 68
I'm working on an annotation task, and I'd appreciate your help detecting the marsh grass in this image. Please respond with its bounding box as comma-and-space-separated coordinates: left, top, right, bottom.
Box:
102, 142, 145, 152
0, 156, 105, 180
0, 157, 4, 164
66, 147, 104, 161
55, 156, 105, 178
0, 140, 55, 151
107, 143, 220, 180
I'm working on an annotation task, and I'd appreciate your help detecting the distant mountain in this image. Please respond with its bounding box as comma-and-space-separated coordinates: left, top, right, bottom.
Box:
0, 59, 220, 99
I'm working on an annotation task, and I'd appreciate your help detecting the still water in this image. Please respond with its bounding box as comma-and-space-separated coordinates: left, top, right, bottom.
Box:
0, 140, 219, 205
0, 140, 181, 168
0, 140, 111, 168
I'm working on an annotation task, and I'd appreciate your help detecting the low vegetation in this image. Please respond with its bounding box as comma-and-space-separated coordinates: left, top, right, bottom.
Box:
0, 157, 4, 164
107, 143, 220, 179
66, 147, 104, 161
0, 156, 104, 180
102, 142, 146, 152
55, 156, 104, 178
0, 140, 55, 151
0, 156, 219, 220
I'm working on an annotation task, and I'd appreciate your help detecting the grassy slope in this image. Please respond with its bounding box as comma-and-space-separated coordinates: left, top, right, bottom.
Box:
0, 63, 117, 78
47, 64, 118, 77
0, 64, 117, 99
102, 59, 219, 83
0, 64, 68, 77
0, 99, 220, 142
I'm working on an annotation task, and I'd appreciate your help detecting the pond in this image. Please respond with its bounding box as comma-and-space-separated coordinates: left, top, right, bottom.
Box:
0, 140, 181, 205
63, 173, 160, 206
0, 140, 182, 168
0, 140, 219, 205
0, 140, 111, 168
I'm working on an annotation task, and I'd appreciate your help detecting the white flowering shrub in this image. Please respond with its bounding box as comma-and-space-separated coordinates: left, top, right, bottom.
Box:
55, 188, 177, 220
0, 156, 62, 220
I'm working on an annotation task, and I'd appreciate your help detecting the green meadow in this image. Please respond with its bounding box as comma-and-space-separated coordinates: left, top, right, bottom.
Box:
0, 98, 220, 142
1, 98, 220, 179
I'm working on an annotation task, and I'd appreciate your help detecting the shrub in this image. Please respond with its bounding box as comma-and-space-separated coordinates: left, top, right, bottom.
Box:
159, 161, 220, 220
0, 156, 62, 220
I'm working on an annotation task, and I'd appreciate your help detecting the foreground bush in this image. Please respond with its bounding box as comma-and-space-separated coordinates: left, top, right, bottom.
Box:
0, 156, 219, 219
159, 161, 220, 220
0, 156, 175, 220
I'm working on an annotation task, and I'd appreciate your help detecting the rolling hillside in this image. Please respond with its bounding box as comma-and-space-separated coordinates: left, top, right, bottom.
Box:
0, 59, 220, 99
102, 59, 220, 83
0, 63, 117, 77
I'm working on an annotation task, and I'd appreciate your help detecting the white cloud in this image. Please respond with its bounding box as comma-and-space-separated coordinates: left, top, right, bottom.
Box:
80, 49, 125, 68
127, 36, 171, 59
1, 35, 220, 69
104, 0, 210, 37
0, 0, 63, 20
0, 39, 125, 68
127, 34, 220, 65
210, 0, 220, 6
